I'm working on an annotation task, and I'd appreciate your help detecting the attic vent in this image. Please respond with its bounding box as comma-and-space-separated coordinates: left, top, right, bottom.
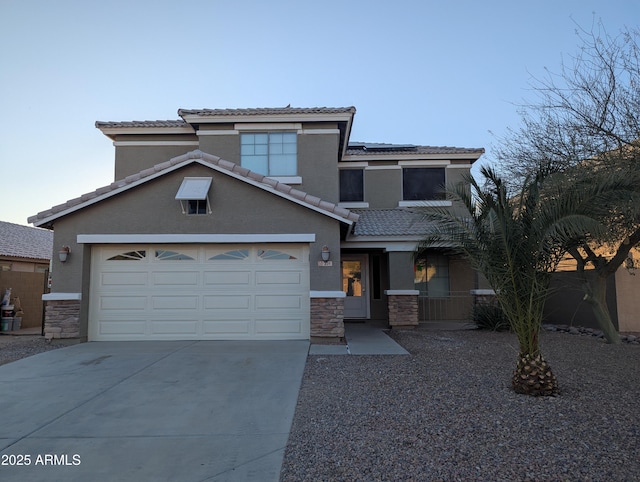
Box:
176, 177, 212, 215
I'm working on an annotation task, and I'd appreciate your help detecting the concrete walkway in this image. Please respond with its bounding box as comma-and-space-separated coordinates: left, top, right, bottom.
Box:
309, 323, 409, 355
0, 340, 308, 481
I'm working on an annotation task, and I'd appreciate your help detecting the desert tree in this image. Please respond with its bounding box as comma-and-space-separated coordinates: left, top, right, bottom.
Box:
494, 21, 640, 343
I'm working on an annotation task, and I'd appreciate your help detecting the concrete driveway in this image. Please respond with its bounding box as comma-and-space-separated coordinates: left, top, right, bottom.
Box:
0, 340, 309, 481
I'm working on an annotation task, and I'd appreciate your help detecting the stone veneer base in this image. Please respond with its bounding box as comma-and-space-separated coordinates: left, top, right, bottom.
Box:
387, 294, 419, 329
43, 299, 81, 340
310, 297, 345, 342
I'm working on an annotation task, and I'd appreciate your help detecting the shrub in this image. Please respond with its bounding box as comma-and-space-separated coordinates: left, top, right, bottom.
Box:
473, 303, 510, 331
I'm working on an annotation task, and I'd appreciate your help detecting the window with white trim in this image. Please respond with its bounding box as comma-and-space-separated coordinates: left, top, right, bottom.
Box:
415, 254, 449, 297
241, 132, 297, 176
402, 168, 445, 201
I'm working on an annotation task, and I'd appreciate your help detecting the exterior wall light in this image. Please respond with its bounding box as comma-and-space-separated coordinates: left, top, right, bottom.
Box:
321, 245, 331, 262
59, 246, 70, 263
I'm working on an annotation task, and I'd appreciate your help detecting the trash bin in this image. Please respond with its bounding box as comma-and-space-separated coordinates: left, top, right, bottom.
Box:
12, 317, 21, 331
0, 317, 12, 332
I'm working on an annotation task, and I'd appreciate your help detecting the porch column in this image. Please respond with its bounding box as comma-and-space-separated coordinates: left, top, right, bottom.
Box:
42, 293, 82, 340
386, 250, 419, 328
310, 291, 345, 343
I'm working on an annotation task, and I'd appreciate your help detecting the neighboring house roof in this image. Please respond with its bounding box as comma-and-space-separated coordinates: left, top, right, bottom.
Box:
28, 150, 359, 228
350, 208, 433, 238
0, 221, 53, 260
346, 142, 485, 157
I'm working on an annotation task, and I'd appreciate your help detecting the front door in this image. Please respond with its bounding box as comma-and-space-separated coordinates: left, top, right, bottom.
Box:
342, 254, 369, 319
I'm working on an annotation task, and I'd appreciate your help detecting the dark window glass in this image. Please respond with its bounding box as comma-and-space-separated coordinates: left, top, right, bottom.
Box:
188, 199, 207, 214
339, 169, 364, 202
402, 168, 445, 201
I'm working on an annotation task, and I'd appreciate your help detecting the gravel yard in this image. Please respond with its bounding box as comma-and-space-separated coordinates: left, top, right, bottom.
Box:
0, 334, 68, 366
281, 328, 640, 482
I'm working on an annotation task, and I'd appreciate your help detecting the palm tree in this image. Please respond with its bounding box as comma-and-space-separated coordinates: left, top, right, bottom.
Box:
416, 165, 606, 396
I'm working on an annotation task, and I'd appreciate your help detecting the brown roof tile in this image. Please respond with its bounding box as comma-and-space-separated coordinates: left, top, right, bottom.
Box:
95, 120, 188, 128
346, 142, 484, 156
178, 106, 356, 117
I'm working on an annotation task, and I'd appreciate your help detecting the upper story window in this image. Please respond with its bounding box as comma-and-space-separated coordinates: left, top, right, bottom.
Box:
339, 169, 364, 202
402, 167, 445, 201
241, 132, 297, 176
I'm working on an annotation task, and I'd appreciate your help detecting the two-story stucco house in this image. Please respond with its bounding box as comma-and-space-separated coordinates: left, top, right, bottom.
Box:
29, 106, 484, 342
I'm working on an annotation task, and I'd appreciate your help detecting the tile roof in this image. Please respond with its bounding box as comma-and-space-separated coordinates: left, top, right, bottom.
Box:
28, 150, 359, 226
178, 106, 356, 117
350, 208, 434, 237
95, 120, 188, 129
346, 142, 484, 156
0, 221, 53, 260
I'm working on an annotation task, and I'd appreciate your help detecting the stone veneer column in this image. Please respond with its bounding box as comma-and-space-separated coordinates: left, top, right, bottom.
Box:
310, 291, 345, 343
42, 293, 82, 340
385, 290, 419, 329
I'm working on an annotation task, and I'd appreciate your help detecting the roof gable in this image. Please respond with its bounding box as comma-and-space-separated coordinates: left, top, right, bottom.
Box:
28, 150, 358, 228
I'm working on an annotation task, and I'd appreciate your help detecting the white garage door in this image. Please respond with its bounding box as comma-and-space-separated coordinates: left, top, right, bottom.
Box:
89, 244, 310, 341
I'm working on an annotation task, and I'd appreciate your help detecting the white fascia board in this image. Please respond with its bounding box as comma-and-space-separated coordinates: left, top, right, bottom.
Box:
338, 202, 369, 209
338, 161, 369, 168
114, 141, 199, 147
398, 160, 451, 166
446, 163, 473, 169
342, 240, 419, 251
235, 123, 302, 130
300, 129, 341, 135
266, 176, 302, 185
310, 291, 346, 298
398, 201, 453, 208
78, 234, 316, 244
196, 130, 239, 136
99, 126, 194, 136
364, 165, 402, 170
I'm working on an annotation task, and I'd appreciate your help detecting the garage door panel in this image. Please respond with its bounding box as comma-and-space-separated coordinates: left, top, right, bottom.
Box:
151, 296, 199, 310
90, 244, 310, 341
204, 271, 251, 285
152, 271, 199, 286
255, 318, 304, 334
100, 296, 147, 310
98, 320, 147, 335
255, 294, 302, 309
202, 319, 252, 335
255, 270, 302, 285
204, 295, 251, 310
101, 271, 148, 286
150, 320, 199, 335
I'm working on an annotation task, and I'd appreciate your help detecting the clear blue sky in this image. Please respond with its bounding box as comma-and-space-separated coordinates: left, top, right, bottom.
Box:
1, 0, 637, 226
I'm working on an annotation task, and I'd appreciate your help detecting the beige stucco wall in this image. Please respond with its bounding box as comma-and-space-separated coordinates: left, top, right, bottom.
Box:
49, 163, 343, 298
615, 259, 640, 332
365, 168, 402, 208
115, 127, 342, 204
115, 141, 197, 180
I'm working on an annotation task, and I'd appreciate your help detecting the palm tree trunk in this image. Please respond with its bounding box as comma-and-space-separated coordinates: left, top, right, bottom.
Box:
582, 273, 620, 344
